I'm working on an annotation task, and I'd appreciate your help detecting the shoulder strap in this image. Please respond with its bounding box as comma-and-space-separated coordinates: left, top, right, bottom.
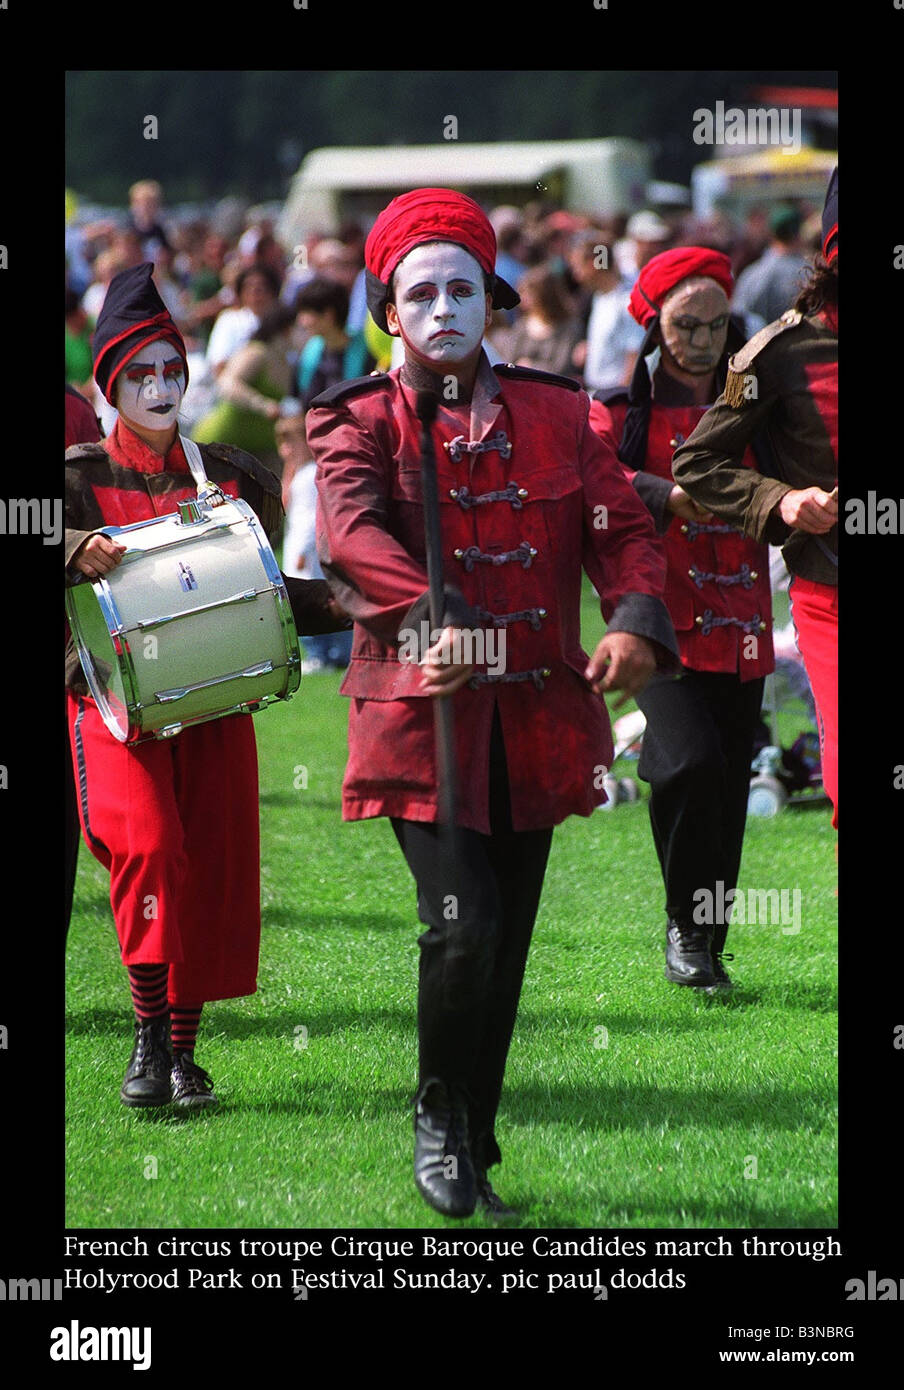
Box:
494, 362, 582, 392
308, 372, 392, 408
723, 309, 803, 408
179, 434, 212, 492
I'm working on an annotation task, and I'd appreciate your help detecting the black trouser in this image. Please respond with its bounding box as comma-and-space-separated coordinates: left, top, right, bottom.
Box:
636, 669, 765, 951
391, 710, 552, 1171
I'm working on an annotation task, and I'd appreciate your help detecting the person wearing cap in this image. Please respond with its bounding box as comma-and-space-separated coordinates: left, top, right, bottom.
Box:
731, 204, 809, 336
65, 263, 346, 1113
306, 187, 679, 1219
673, 168, 838, 834
589, 247, 775, 990
618, 210, 673, 277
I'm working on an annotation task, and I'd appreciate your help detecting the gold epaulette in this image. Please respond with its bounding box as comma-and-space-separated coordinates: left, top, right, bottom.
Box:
723, 309, 802, 408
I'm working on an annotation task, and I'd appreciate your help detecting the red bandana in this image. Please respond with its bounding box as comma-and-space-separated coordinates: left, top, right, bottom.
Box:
629, 247, 734, 328
365, 187, 497, 285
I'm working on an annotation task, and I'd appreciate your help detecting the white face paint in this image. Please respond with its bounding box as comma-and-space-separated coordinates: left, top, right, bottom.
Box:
659, 278, 730, 376
115, 339, 185, 429
386, 242, 490, 367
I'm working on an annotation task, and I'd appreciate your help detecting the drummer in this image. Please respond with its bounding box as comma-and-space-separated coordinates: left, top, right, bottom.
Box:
65, 263, 346, 1111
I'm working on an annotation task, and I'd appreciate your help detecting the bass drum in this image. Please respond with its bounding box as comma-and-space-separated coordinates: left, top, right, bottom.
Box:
66, 494, 300, 742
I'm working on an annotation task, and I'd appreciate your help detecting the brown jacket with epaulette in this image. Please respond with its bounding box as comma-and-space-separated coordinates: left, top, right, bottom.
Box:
672, 307, 838, 586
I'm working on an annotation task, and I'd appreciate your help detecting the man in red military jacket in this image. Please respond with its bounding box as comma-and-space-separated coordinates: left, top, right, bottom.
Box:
589, 248, 775, 991
307, 188, 679, 1219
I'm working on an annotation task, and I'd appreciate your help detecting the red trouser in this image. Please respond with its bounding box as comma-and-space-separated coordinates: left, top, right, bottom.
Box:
67, 693, 261, 1003
789, 576, 838, 828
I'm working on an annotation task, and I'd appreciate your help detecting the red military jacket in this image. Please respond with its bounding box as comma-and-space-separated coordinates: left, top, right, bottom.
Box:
589, 388, 774, 683
307, 352, 679, 834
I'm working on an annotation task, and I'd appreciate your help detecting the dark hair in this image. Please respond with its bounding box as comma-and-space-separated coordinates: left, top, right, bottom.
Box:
65, 288, 81, 317
518, 265, 574, 325
236, 262, 282, 301
253, 303, 298, 344
793, 255, 838, 316
294, 276, 350, 326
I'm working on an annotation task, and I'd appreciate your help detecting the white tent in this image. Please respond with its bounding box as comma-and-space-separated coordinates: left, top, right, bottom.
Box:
277, 139, 651, 244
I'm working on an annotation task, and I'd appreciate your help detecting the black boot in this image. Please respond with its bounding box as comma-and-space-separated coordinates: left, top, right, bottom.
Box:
665, 919, 717, 988
474, 1168, 518, 1221
120, 1014, 172, 1107
707, 922, 735, 991
171, 1050, 218, 1110
413, 1078, 476, 1218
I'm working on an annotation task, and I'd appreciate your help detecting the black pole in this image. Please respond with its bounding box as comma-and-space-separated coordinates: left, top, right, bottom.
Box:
415, 390, 458, 828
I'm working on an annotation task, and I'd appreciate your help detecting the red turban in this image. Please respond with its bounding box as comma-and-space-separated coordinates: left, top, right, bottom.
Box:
365, 187, 498, 283
363, 187, 520, 332
628, 247, 734, 328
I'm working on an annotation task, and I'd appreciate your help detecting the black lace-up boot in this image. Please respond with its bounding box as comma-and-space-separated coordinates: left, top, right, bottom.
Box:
120, 1014, 172, 1107
171, 1051, 218, 1110
665, 919, 717, 988
413, 1078, 476, 1217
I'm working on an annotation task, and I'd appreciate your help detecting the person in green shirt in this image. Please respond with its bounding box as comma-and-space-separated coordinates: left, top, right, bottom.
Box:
65, 289, 94, 397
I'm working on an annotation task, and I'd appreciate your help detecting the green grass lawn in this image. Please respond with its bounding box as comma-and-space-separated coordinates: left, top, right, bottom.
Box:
65, 580, 836, 1228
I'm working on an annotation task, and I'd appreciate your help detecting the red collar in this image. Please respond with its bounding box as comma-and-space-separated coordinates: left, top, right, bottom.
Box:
104, 417, 192, 475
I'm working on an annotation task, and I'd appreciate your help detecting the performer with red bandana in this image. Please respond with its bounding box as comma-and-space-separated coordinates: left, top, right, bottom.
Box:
673, 169, 838, 832
589, 247, 775, 990
65, 264, 345, 1112
306, 188, 679, 1218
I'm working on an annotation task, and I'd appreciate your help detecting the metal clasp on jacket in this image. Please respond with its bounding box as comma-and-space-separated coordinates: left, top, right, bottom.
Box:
453, 541, 537, 572
688, 563, 759, 590
680, 520, 739, 541
695, 610, 767, 636
468, 667, 551, 691
450, 481, 528, 510
476, 605, 547, 630
443, 430, 512, 462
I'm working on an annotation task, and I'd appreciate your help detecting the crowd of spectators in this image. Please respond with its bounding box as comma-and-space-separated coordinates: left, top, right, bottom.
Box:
65, 176, 826, 669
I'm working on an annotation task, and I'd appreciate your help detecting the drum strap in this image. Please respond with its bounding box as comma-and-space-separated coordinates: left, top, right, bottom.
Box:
179, 435, 212, 492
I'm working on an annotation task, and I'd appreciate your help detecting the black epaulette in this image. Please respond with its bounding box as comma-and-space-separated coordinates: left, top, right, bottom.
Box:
494, 363, 582, 392
65, 442, 107, 463
591, 386, 630, 408
723, 309, 803, 408
308, 372, 392, 408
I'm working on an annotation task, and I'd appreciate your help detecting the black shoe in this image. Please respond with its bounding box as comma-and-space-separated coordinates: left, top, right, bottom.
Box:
475, 1169, 518, 1221
413, 1078, 476, 1217
171, 1051, 218, 1110
120, 1015, 172, 1107
707, 952, 735, 992
665, 920, 717, 988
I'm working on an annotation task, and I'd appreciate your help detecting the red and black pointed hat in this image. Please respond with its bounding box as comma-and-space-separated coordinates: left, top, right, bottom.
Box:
92, 262, 188, 404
